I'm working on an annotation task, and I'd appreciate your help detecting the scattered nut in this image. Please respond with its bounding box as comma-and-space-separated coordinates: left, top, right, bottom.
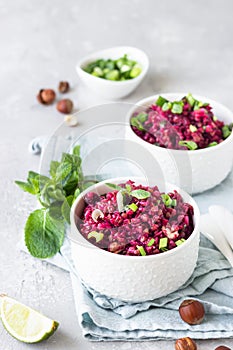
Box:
58, 81, 70, 93
64, 114, 78, 127
179, 299, 205, 325
175, 337, 197, 350
91, 209, 104, 223
37, 89, 56, 105
56, 99, 73, 114
215, 346, 232, 350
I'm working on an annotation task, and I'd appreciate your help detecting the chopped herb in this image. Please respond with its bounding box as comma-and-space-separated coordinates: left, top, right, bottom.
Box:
156, 96, 168, 107
186, 93, 195, 107
128, 203, 138, 212
130, 116, 146, 132
208, 142, 218, 147
222, 125, 232, 139
162, 102, 172, 111
137, 245, 147, 256
130, 189, 151, 199
171, 102, 183, 114
179, 140, 198, 150
87, 231, 104, 243
159, 237, 168, 249
147, 238, 155, 247
213, 115, 218, 121
161, 193, 176, 207
105, 183, 123, 191
189, 125, 197, 132
175, 238, 186, 246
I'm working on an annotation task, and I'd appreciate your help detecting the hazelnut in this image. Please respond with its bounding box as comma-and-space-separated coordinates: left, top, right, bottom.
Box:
175, 337, 197, 350
64, 114, 78, 127
58, 81, 70, 93
56, 99, 73, 114
37, 89, 56, 105
179, 299, 205, 325
215, 347, 231, 350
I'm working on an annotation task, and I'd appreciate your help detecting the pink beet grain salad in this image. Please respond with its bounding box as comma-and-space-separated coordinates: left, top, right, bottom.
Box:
130, 93, 233, 150
77, 180, 194, 256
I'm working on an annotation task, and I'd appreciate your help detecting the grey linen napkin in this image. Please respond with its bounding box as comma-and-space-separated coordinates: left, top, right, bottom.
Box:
64, 235, 233, 341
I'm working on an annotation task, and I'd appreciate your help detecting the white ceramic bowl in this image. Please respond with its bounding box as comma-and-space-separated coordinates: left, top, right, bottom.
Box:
125, 93, 233, 194
69, 177, 200, 303
76, 46, 149, 100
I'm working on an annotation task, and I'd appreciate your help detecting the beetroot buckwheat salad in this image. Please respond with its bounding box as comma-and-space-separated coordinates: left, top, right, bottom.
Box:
130, 93, 233, 150
77, 180, 194, 256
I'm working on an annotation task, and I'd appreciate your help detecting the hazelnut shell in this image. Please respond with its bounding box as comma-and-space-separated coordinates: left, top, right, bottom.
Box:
175, 337, 197, 350
179, 299, 205, 325
37, 89, 56, 105
215, 347, 232, 350
58, 81, 70, 93
56, 99, 73, 114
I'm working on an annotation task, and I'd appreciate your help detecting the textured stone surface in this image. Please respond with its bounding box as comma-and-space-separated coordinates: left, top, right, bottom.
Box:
1, 0, 233, 348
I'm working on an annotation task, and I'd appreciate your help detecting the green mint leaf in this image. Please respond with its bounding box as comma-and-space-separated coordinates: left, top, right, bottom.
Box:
61, 195, 74, 224
131, 189, 151, 199
130, 117, 146, 131
73, 145, 81, 156
125, 184, 132, 193
105, 183, 123, 191
155, 96, 168, 107
24, 209, 65, 259
15, 181, 37, 195
179, 140, 198, 150
48, 202, 64, 221
171, 102, 183, 114
50, 161, 60, 179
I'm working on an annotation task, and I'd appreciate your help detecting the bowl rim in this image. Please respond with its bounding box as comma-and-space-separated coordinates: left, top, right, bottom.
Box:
76, 46, 149, 86
126, 92, 233, 154
69, 176, 200, 261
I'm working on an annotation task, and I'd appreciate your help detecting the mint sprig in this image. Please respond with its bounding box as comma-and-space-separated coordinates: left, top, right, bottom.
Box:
15, 145, 94, 259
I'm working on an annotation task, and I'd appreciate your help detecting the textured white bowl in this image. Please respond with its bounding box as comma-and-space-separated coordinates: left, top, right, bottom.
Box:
76, 46, 149, 100
125, 93, 233, 194
69, 177, 200, 303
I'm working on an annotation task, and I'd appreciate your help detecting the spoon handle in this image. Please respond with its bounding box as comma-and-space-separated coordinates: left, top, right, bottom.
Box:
200, 214, 233, 267
209, 205, 233, 250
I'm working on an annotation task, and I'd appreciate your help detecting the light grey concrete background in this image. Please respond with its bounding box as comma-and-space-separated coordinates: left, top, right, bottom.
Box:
1, 0, 233, 348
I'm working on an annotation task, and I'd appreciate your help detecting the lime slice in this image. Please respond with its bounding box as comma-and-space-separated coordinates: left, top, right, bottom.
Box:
0, 295, 59, 343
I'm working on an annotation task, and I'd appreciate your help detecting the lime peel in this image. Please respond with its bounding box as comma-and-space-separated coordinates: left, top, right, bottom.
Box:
0, 295, 59, 343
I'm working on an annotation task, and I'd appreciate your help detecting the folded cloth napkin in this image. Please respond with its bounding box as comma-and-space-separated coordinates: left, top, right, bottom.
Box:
67, 235, 233, 341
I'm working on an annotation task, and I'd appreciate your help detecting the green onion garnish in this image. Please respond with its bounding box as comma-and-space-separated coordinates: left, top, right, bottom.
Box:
128, 203, 138, 212
179, 140, 198, 150
87, 231, 104, 243
208, 142, 218, 147
189, 125, 197, 132
147, 238, 155, 247
137, 245, 147, 256
175, 238, 186, 246
159, 237, 168, 250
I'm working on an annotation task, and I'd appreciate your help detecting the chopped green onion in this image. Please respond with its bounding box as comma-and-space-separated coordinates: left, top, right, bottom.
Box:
87, 231, 104, 243
128, 203, 138, 212
156, 96, 168, 107
222, 125, 232, 139
186, 93, 196, 107
171, 102, 183, 114
189, 125, 197, 132
213, 115, 218, 121
175, 238, 186, 246
162, 102, 172, 111
137, 245, 147, 256
137, 112, 148, 123
161, 193, 172, 207
130, 116, 146, 131
208, 142, 218, 147
147, 238, 155, 247
159, 237, 168, 249
179, 140, 198, 150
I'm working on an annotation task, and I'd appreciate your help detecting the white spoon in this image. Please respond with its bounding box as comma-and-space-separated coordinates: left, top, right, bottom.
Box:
209, 205, 233, 250
200, 213, 233, 267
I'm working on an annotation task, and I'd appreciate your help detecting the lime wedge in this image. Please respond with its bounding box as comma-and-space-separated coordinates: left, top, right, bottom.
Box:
0, 295, 59, 343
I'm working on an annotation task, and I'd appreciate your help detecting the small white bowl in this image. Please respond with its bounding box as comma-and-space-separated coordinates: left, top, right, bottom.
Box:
69, 177, 200, 303
76, 46, 149, 100
125, 93, 233, 194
